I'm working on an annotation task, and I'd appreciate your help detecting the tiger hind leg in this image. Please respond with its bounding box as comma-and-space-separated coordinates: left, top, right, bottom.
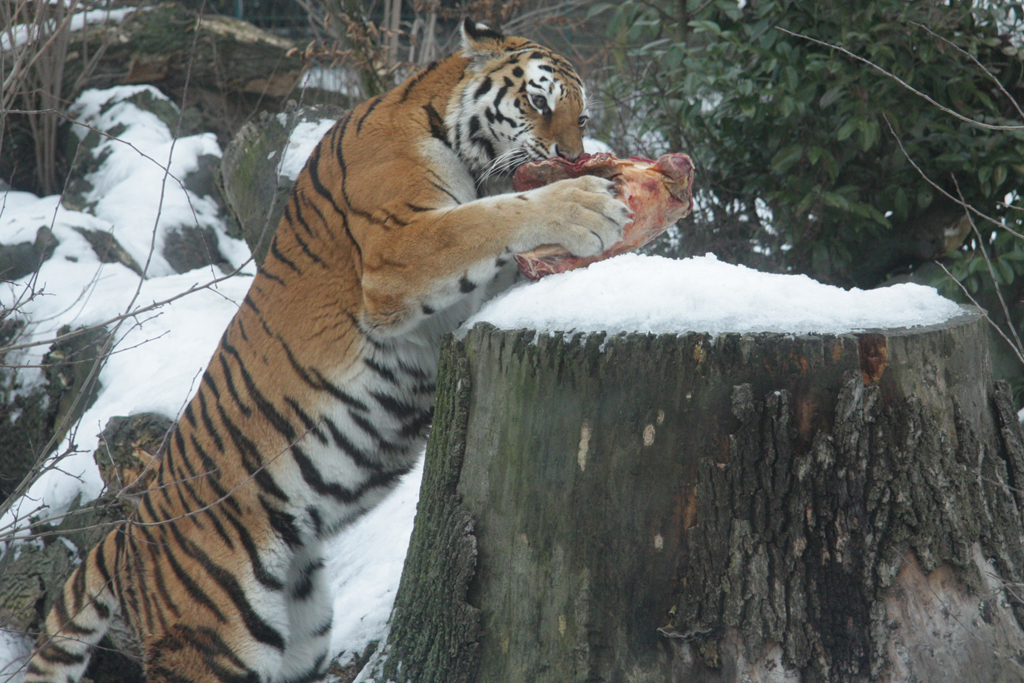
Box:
24, 531, 121, 683
141, 626, 271, 683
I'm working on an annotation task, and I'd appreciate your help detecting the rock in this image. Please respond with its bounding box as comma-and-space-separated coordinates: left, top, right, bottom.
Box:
0, 410, 173, 681
0, 491, 124, 630
0, 118, 42, 194
220, 103, 346, 264
63, 3, 306, 146
73, 228, 144, 275
0, 227, 59, 281
0, 536, 74, 632
0, 324, 113, 504
162, 225, 226, 273
94, 412, 173, 514
0, 490, 144, 683
60, 87, 186, 212
183, 153, 223, 198
43, 325, 113, 441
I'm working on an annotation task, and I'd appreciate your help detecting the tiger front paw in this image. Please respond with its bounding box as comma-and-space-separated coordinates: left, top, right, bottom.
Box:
515, 176, 631, 257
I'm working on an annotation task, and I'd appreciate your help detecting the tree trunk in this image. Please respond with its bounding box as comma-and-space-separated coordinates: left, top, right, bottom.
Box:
366, 307, 1024, 682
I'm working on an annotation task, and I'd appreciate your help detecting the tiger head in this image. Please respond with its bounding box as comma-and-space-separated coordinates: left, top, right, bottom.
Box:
450, 19, 589, 183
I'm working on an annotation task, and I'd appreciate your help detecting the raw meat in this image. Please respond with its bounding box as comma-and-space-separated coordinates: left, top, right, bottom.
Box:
512, 152, 695, 279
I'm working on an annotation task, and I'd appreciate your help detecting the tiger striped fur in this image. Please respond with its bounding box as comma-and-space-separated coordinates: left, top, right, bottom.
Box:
24, 18, 629, 683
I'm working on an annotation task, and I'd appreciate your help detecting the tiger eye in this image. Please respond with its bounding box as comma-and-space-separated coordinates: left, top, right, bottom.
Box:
529, 93, 549, 112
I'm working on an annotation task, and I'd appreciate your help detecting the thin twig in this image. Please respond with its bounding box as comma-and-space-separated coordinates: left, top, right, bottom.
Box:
935, 260, 1024, 366
882, 114, 1024, 241
0, 270, 248, 356
777, 27, 1024, 131
908, 19, 1024, 122
951, 174, 1024, 353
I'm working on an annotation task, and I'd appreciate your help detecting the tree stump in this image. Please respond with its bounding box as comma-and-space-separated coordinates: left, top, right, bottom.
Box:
365, 306, 1024, 682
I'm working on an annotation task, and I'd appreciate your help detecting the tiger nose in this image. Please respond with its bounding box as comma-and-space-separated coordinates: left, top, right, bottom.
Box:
554, 144, 581, 161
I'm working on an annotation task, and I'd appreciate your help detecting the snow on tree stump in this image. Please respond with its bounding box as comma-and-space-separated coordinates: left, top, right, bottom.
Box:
366, 300, 1024, 682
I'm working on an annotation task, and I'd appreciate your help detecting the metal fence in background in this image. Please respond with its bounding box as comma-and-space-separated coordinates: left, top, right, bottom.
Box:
194, 0, 310, 36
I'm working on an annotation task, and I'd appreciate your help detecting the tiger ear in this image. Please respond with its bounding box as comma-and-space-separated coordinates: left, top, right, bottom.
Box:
460, 18, 506, 66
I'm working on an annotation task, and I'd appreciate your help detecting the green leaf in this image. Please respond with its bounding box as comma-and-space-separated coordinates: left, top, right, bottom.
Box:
995, 165, 1008, 188
642, 38, 673, 51
863, 203, 892, 228
689, 19, 723, 35
783, 66, 799, 92
997, 259, 1016, 285
796, 190, 817, 215
822, 191, 851, 210
837, 118, 859, 141
894, 188, 909, 218
860, 120, 880, 152
917, 185, 933, 210
748, 18, 771, 40
770, 144, 804, 173
819, 86, 843, 108
812, 243, 831, 274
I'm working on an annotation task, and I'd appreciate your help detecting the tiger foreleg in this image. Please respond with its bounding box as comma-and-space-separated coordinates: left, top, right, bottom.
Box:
503, 176, 632, 257
360, 175, 630, 331
276, 545, 334, 683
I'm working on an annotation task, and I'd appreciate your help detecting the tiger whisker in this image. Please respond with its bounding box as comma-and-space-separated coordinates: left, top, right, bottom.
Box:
478, 147, 528, 186
478, 152, 515, 185
485, 155, 524, 185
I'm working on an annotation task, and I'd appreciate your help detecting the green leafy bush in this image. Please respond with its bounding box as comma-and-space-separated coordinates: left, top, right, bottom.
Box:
595, 0, 1024, 289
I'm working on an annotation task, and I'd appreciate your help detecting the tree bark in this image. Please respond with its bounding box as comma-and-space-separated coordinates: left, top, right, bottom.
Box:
367, 307, 1024, 682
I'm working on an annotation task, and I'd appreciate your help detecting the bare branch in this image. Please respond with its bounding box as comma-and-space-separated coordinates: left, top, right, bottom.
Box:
953, 175, 1024, 353
908, 19, 1024, 123
935, 260, 1024, 367
777, 27, 1024, 132
882, 115, 1024, 241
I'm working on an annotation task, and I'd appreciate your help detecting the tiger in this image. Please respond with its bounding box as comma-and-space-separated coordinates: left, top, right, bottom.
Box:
24, 17, 629, 683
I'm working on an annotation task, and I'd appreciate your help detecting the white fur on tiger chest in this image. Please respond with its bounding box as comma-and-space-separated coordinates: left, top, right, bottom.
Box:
269, 294, 480, 541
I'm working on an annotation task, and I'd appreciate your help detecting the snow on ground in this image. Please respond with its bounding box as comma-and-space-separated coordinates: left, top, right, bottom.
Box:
68, 86, 241, 276
1, 84, 253, 531
1, 264, 255, 531
0, 630, 31, 683
326, 459, 422, 666
467, 253, 962, 336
